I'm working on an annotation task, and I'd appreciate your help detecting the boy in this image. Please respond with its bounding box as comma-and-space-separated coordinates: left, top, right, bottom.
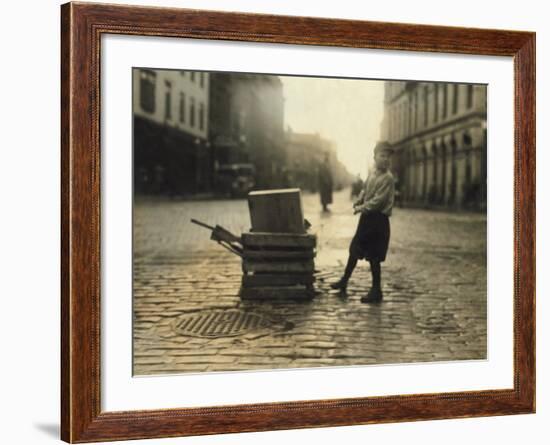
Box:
331, 141, 395, 303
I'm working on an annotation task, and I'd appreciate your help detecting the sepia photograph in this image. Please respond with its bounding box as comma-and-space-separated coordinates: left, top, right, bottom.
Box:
132, 68, 487, 376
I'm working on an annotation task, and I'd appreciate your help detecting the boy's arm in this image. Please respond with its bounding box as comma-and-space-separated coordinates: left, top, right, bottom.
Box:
353, 188, 365, 206
355, 175, 394, 214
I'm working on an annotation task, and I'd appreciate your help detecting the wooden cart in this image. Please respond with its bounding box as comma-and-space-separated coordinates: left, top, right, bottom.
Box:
192, 188, 316, 300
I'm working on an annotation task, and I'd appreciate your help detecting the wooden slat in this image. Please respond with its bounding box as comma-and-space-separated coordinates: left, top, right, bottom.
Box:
242, 273, 315, 287
243, 249, 315, 260
242, 232, 316, 248
240, 286, 314, 300
242, 259, 315, 273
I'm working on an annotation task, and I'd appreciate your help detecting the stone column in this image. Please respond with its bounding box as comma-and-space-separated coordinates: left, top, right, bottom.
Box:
431, 143, 438, 205
448, 140, 458, 207
422, 147, 428, 203
439, 143, 447, 204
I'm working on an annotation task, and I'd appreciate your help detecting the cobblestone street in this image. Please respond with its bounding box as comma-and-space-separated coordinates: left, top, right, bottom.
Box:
133, 189, 487, 375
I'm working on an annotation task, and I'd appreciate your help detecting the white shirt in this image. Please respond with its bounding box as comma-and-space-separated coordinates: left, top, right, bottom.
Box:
355, 168, 395, 216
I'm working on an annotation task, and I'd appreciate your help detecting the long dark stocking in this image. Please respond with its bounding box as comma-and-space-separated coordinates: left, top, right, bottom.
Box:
343, 254, 358, 281
369, 260, 381, 289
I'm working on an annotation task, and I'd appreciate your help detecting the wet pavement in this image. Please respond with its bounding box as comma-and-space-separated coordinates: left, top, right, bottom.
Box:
133, 189, 487, 375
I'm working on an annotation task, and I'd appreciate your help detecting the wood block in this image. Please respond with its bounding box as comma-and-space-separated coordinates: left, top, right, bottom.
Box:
242, 274, 315, 287
248, 189, 305, 234
242, 249, 315, 260
242, 259, 315, 274
242, 232, 316, 248
240, 286, 314, 300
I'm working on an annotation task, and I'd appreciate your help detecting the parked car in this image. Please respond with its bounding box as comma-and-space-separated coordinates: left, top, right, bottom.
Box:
215, 163, 256, 198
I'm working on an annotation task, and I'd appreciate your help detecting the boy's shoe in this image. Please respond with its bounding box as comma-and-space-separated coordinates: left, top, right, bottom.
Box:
361, 287, 383, 303
330, 278, 348, 290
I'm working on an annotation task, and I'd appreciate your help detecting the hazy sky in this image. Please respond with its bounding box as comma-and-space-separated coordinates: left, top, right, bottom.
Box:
281, 76, 385, 178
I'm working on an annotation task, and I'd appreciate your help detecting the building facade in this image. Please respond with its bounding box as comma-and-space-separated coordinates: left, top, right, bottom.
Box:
284, 130, 352, 193
133, 69, 210, 195
209, 73, 286, 189
381, 81, 487, 210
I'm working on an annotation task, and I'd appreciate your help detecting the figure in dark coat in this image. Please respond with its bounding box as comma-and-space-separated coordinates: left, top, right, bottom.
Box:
318, 154, 333, 212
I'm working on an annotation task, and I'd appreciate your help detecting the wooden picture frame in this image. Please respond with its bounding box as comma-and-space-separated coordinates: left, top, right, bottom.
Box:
61, 2, 535, 442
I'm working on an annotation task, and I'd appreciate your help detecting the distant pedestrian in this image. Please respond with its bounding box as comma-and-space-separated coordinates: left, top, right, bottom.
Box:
318, 153, 333, 212
331, 142, 395, 303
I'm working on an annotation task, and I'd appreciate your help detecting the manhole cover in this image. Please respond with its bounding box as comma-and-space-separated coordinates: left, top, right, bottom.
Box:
172, 309, 272, 338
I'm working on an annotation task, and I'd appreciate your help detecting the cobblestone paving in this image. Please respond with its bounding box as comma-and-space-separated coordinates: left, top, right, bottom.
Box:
133, 190, 487, 375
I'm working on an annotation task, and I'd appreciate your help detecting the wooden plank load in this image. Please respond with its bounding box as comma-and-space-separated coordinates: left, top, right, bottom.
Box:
240, 189, 316, 300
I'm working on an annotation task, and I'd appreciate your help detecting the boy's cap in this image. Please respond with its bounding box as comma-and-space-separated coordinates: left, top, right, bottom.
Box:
374, 141, 394, 155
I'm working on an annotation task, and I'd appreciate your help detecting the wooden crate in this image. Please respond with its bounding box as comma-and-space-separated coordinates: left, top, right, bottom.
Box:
248, 189, 305, 234
240, 231, 316, 300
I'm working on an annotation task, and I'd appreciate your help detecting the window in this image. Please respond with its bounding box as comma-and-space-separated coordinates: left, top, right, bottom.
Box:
414, 90, 418, 130
164, 80, 172, 120
139, 69, 156, 113
200, 73, 205, 88
408, 95, 412, 136
467, 84, 474, 108
399, 105, 402, 138
398, 104, 402, 139
190, 72, 196, 82
391, 107, 396, 141
394, 107, 397, 140
388, 108, 393, 141
442, 83, 448, 119
199, 103, 205, 130
402, 103, 406, 138
452, 84, 459, 114
190, 97, 196, 127
424, 87, 429, 127
179, 92, 185, 123
434, 84, 439, 123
